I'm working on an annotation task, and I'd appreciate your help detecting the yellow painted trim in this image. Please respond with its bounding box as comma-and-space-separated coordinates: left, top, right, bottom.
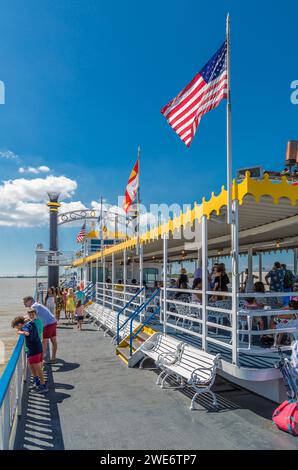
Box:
49, 208, 59, 212
47, 202, 61, 207
72, 173, 298, 267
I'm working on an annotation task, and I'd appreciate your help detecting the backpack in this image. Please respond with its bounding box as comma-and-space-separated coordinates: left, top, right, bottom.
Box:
284, 269, 295, 289
272, 400, 298, 435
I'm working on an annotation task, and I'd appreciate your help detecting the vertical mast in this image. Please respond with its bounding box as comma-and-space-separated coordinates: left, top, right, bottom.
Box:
136, 145, 141, 255
100, 195, 103, 261
226, 13, 232, 224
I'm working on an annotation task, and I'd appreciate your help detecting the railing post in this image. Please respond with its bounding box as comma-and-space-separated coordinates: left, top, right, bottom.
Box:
294, 248, 298, 276
258, 252, 262, 282
103, 256, 106, 307
139, 243, 143, 307
112, 252, 115, 310
123, 249, 127, 305
163, 234, 168, 335
231, 199, 239, 365
201, 215, 208, 351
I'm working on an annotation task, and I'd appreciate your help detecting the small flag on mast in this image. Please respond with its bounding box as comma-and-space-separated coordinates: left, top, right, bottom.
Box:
123, 160, 139, 213
76, 222, 86, 243
161, 41, 227, 147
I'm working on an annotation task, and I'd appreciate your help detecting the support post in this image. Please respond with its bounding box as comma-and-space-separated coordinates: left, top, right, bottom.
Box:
123, 249, 127, 304
103, 255, 106, 306
258, 252, 262, 282
163, 234, 168, 335
231, 199, 239, 365
294, 248, 298, 276
139, 243, 144, 305
247, 247, 253, 293
47, 193, 60, 288
201, 215, 208, 351
112, 252, 115, 310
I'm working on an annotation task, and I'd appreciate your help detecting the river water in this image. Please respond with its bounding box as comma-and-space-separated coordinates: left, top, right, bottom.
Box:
0, 278, 35, 376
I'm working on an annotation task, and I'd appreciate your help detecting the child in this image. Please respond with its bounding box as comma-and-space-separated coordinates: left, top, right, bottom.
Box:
75, 300, 84, 331
66, 288, 76, 324
11, 315, 48, 393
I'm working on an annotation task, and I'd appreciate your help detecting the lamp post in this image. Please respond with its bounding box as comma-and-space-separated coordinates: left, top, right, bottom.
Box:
47, 192, 61, 288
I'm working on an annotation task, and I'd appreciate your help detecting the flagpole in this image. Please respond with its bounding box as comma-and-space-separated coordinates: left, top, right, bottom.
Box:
100, 195, 103, 261
226, 13, 232, 225
136, 145, 141, 255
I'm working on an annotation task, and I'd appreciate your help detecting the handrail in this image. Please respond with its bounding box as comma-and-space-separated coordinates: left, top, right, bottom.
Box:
129, 289, 160, 355
116, 287, 144, 344
129, 306, 161, 356
0, 335, 26, 450
0, 336, 24, 408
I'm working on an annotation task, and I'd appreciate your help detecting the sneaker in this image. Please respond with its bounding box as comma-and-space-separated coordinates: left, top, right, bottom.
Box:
35, 384, 49, 394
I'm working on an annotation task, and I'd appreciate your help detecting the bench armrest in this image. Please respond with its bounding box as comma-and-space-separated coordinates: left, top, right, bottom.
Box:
157, 351, 178, 368
190, 365, 217, 386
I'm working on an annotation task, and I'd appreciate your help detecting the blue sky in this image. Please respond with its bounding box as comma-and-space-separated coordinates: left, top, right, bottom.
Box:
0, 0, 297, 275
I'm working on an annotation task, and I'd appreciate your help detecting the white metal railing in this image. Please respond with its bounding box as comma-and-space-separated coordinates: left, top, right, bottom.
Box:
162, 287, 233, 353
96, 282, 145, 316
237, 291, 298, 354
0, 336, 27, 450
95, 281, 298, 364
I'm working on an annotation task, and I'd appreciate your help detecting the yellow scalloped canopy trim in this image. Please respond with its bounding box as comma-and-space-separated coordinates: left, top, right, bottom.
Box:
72, 172, 298, 267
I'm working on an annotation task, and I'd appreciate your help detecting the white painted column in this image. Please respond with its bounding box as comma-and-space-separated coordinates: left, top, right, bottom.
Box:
247, 247, 253, 293
201, 215, 208, 351
111, 253, 115, 310
123, 249, 127, 304
231, 200, 239, 366
102, 255, 106, 306
163, 234, 168, 335
139, 244, 143, 287
258, 252, 262, 282
294, 248, 298, 276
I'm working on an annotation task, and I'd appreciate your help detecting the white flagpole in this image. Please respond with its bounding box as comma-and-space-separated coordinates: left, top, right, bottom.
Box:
226, 13, 232, 225
136, 145, 141, 255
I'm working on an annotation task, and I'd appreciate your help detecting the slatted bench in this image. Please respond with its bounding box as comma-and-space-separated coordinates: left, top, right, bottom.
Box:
139, 333, 184, 374
158, 344, 221, 410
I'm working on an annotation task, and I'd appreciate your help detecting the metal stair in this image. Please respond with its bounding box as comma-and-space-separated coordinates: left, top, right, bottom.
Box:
116, 326, 155, 367
115, 289, 160, 367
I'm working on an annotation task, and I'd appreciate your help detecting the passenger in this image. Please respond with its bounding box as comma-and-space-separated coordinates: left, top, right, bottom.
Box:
75, 285, 85, 305
75, 300, 85, 331
244, 297, 264, 331
23, 296, 58, 364
44, 287, 56, 315
291, 278, 298, 302
192, 278, 202, 303
11, 315, 48, 393
243, 268, 258, 293
63, 288, 68, 319
281, 264, 295, 305
210, 265, 229, 301
270, 300, 298, 346
55, 287, 64, 323
66, 288, 76, 324
265, 262, 285, 292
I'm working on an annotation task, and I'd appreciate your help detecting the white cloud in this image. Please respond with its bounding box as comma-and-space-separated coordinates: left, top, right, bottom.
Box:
0, 175, 78, 227
18, 165, 50, 174
0, 150, 20, 161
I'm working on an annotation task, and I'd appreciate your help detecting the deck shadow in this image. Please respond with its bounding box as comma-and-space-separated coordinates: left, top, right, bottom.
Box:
14, 363, 71, 450
49, 359, 80, 373
142, 362, 276, 418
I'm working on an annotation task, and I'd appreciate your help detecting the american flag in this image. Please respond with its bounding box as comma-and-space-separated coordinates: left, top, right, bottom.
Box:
161, 41, 227, 147
76, 222, 86, 243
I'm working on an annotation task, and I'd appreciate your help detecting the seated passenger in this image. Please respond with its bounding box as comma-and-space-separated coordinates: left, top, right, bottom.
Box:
244, 297, 264, 330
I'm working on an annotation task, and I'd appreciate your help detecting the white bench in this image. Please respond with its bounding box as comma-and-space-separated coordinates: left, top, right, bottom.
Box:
139, 333, 184, 374
158, 343, 221, 410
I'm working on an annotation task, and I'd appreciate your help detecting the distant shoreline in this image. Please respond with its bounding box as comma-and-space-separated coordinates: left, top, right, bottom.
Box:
0, 276, 47, 279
